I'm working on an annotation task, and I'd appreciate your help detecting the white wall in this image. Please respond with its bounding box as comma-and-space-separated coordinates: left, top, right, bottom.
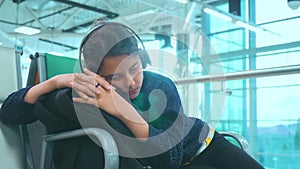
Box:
0, 46, 18, 101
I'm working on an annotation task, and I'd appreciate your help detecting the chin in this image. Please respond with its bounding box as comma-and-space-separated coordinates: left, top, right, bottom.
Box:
129, 94, 137, 100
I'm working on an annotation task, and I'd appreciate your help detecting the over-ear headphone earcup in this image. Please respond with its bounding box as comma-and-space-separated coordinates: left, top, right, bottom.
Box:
138, 49, 151, 68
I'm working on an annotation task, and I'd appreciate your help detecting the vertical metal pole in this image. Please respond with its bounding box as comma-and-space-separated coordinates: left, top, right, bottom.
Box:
201, 8, 211, 121
248, 0, 258, 158
36, 53, 47, 82
241, 1, 248, 140
14, 48, 23, 89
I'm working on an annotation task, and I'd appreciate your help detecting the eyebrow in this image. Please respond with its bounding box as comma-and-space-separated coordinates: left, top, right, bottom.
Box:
131, 61, 139, 68
102, 74, 114, 80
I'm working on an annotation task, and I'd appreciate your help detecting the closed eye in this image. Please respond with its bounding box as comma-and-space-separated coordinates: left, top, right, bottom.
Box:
104, 74, 122, 82
129, 62, 139, 73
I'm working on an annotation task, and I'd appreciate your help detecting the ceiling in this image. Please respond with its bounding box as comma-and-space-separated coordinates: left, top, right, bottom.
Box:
0, 0, 219, 57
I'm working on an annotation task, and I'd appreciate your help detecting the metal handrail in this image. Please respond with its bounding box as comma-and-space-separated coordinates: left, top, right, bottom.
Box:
175, 64, 300, 85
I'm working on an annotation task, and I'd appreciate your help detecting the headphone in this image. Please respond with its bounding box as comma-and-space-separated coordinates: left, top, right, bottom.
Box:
78, 22, 151, 73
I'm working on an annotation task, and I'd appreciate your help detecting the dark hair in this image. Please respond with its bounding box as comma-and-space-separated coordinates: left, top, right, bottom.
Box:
97, 36, 141, 72
105, 36, 139, 57
82, 23, 141, 73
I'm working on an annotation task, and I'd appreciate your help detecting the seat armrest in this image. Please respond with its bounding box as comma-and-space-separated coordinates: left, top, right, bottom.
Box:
219, 131, 252, 155
40, 128, 119, 169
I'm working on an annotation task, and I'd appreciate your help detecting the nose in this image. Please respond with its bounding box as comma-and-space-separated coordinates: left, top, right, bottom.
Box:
124, 73, 136, 89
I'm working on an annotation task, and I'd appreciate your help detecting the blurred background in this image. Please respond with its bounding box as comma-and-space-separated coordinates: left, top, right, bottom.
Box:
0, 0, 300, 168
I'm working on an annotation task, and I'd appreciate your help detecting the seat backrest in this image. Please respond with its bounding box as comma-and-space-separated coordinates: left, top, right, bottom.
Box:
44, 53, 78, 79
35, 52, 78, 82
22, 53, 78, 169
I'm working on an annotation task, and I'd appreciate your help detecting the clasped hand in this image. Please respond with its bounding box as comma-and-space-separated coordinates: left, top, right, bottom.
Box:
50, 68, 148, 139
70, 68, 126, 118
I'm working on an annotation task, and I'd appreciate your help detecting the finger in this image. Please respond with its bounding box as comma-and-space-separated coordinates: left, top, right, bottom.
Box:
73, 81, 97, 97
74, 73, 94, 84
74, 73, 104, 92
83, 68, 114, 91
94, 78, 114, 90
74, 89, 90, 100
72, 80, 100, 98
83, 68, 96, 76
73, 73, 102, 95
95, 83, 101, 88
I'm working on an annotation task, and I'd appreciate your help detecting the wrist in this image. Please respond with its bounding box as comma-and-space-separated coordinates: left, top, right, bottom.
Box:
50, 76, 59, 88
48, 75, 62, 89
24, 81, 54, 103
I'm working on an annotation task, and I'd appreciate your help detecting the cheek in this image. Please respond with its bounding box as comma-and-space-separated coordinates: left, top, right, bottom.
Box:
109, 71, 143, 92
134, 71, 143, 85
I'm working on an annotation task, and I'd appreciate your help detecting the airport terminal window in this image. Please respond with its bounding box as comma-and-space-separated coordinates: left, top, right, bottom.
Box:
256, 50, 300, 69
255, 19, 300, 48
209, 29, 246, 54
255, 49, 300, 168
206, 1, 248, 55
197, 0, 300, 168
255, 0, 300, 24
256, 0, 300, 47
256, 77, 300, 169
207, 3, 244, 34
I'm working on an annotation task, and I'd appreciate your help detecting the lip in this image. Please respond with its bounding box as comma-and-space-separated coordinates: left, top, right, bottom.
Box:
129, 87, 139, 96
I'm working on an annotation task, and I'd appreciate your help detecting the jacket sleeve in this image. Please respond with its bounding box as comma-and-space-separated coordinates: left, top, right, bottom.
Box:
0, 87, 37, 125
0, 87, 80, 132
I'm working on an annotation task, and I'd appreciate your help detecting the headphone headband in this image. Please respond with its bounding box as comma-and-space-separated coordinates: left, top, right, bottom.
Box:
79, 22, 150, 72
